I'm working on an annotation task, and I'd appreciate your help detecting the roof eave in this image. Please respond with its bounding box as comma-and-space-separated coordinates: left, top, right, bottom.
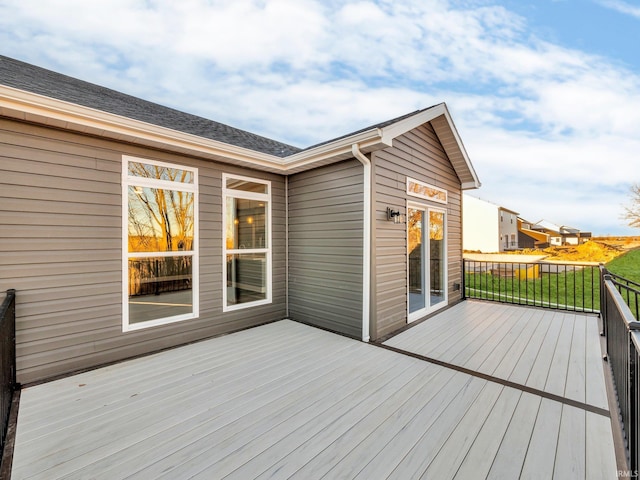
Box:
0, 85, 481, 184
0, 85, 394, 174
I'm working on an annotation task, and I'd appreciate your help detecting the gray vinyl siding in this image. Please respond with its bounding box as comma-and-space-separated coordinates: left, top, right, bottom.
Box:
0, 118, 287, 384
287, 160, 364, 338
371, 123, 463, 340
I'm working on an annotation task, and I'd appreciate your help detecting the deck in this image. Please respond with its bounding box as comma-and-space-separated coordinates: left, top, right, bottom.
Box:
10, 301, 618, 479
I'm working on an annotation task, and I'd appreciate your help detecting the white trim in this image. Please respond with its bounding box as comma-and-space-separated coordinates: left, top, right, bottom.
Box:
351, 144, 371, 343
1, 86, 479, 184
406, 177, 448, 204
406, 201, 448, 323
222, 173, 272, 312
122, 156, 199, 332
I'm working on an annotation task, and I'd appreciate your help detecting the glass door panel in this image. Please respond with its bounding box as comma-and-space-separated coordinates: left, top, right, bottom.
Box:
408, 208, 424, 314
429, 210, 445, 307
408, 206, 446, 321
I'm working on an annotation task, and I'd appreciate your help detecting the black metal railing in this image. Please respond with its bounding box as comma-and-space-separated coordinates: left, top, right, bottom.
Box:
463, 260, 600, 313
0, 289, 16, 457
601, 272, 640, 474
607, 271, 640, 322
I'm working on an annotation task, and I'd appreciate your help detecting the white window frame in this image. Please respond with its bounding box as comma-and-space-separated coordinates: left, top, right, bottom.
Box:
406, 177, 448, 204
407, 201, 448, 323
222, 173, 272, 312
122, 155, 199, 331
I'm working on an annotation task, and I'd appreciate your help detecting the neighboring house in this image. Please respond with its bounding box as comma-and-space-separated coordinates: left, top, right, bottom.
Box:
0, 56, 480, 384
462, 194, 518, 252
518, 218, 550, 249
531, 220, 592, 246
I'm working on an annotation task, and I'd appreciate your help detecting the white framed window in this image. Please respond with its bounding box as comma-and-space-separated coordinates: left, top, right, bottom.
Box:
122, 156, 198, 331
407, 178, 447, 204
222, 174, 272, 311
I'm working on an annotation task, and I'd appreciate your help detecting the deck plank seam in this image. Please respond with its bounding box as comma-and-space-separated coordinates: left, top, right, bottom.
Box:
372, 342, 610, 418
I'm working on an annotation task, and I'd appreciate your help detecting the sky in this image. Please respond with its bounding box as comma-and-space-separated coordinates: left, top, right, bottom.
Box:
0, 0, 638, 236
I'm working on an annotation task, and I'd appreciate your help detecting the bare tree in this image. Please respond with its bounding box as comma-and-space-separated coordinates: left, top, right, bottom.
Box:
623, 183, 640, 229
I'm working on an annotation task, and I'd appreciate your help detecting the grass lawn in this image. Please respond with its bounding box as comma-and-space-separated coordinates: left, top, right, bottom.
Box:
464, 247, 640, 318
464, 263, 601, 312
605, 248, 640, 284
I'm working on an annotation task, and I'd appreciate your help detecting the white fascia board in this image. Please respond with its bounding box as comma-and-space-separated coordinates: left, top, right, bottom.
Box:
437, 106, 481, 189
281, 129, 389, 171
0, 85, 286, 167
379, 103, 481, 190
0, 85, 394, 174
461, 181, 481, 190
378, 103, 447, 143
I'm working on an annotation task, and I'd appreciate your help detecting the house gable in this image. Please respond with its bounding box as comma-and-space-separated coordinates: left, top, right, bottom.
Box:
0, 55, 482, 381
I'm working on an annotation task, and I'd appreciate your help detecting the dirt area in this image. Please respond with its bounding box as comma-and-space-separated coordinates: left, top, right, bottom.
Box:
511, 237, 640, 263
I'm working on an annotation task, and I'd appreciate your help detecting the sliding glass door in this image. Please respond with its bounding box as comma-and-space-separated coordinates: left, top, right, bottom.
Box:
408, 205, 446, 322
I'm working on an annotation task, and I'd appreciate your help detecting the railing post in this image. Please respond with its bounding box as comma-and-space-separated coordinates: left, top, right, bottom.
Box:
1, 288, 17, 459
629, 332, 639, 474
600, 264, 608, 337
461, 259, 466, 300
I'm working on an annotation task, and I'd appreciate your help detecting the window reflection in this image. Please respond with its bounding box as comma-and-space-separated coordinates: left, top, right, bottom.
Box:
408, 208, 424, 313
128, 257, 193, 324
225, 178, 268, 194
226, 254, 267, 305
225, 199, 267, 250
128, 186, 194, 252
128, 161, 194, 183
430, 211, 445, 305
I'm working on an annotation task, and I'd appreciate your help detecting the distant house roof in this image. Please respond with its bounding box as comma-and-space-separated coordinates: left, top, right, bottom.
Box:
463, 194, 518, 215
0, 55, 480, 185
533, 220, 589, 235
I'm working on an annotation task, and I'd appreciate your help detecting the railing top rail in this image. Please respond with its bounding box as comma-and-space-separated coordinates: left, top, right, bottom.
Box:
464, 258, 598, 268
605, 279, 640, 330
607, 272, 640, 291
632, 330, 640, 352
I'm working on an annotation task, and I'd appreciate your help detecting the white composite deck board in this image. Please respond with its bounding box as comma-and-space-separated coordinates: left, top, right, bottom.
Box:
19, 325, 338, 443
18, 324, 340, 446
507, 310, 555, 385
452, 387, 523, 480
488, 308, 543, 379
77, 343, 385, 480
423, 384, 517, 480
11, 304, 618, 480
354, 377, 488, 480
585, 318, 609, 410
553, 405, 586, 479
443, 304, 514, 365
151, 355, 419, 479
586, 413, 618, 479
14, 322, 367, 479
390, 382, 505, 480
424, 304, 510, 360
221, 362, 442, 480
486, 392, 543, 480
384, 302, 608, 410
565, 315, 587, 403
479, 307, 539, 378
519, 398, 563, 480
385, 301, 485, 353
19, 320, 317, 424
316, 371, 474, 480
192, 358, 425, 480
280, 367, 454, 480
540, 312, 575, 397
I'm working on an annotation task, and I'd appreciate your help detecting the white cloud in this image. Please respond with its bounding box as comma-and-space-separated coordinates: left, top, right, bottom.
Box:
0, 0, 638, 234
595, 0, 640, 18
